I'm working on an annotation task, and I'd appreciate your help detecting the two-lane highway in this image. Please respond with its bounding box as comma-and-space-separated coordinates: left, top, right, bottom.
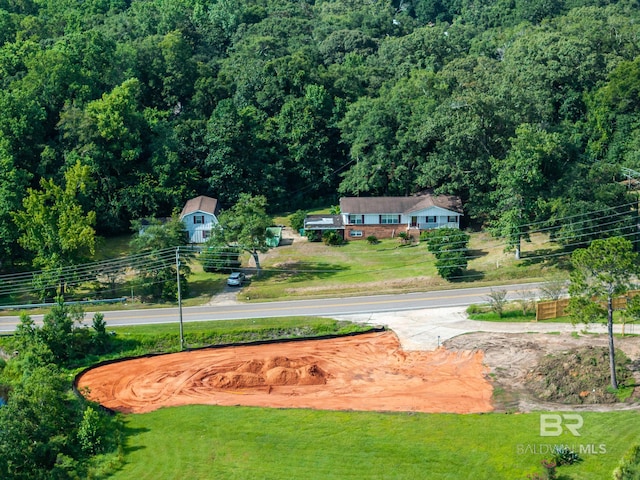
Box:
0, 283, 546, 332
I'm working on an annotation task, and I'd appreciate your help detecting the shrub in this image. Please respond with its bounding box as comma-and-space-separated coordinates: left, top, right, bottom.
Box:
306, 231, 322, 242
466, 304, 481, 314
486, 289, 508, 317
366, 235, 379, 245
541, 459, 557, 480
91, 313, 111, 353
289, 210, 307, 232
552, 446, 581, 466
423, 228, 470, 280
539, 278, 567, 300
322, 231, 344, 246
434, 249, 464, 280
614, 444, 640, 480
78, 406, 104, 455
397, 232, 413, 245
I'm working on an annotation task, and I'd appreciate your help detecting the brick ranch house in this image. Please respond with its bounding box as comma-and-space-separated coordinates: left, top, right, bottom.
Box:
304, 193, 463, 240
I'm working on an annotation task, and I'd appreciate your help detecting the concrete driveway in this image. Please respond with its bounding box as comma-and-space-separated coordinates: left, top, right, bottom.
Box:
337, 307, 630, 350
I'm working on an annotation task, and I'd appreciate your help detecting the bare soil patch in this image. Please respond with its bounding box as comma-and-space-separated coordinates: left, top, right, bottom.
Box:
444, 332, 640, 412
77, 331, 493, 414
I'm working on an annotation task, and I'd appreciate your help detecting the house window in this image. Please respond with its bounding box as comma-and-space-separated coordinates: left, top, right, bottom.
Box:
425, 216, 436, 223
349, 214, 364, 224
194, 215, 205, 224
350, 230, 363, 237
447, 216, 458, 223
380, 214, 400, 224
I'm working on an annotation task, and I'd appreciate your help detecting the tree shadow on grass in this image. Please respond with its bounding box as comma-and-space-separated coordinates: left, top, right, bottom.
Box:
520, 247, 573, 270
466, 248, 489, 261
188, 277, 224, 297
451, 268, 485, 283
120, 424, 150, 454
258, 261, 349, 283
97, 424, 150, 479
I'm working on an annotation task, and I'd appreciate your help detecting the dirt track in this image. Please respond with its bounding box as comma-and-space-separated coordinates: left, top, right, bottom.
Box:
77, 331, 493, 414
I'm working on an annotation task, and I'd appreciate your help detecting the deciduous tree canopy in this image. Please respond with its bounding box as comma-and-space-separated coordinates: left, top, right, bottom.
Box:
1, 0, 640, 270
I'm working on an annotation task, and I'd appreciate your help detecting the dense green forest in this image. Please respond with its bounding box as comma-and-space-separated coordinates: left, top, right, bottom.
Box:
2, 0, 640, 269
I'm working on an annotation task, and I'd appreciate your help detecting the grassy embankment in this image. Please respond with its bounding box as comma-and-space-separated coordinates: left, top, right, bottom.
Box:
101, 317, 372, 358
0, 318, 373, 369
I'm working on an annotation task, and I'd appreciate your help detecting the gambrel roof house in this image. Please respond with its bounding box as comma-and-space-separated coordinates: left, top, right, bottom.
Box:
180, 195, 220, 243
338, 192, 463, 240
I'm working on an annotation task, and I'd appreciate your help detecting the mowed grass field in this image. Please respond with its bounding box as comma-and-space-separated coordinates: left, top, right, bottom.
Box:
239, 231, 566, 301
109, 407, 640, 480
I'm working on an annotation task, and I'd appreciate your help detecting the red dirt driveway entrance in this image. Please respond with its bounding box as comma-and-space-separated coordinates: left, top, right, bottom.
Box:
76, 331, 493, 414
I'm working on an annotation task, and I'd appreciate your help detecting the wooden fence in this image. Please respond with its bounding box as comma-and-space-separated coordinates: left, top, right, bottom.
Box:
535, 298, 570, 321
535, 290, 640, 321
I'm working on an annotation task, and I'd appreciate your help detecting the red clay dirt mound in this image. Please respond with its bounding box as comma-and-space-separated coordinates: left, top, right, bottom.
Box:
76, 331, 492, 414
203, 356, 327, 389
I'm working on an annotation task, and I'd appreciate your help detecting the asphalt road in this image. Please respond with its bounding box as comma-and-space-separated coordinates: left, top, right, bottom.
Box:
0, 282, 546, 333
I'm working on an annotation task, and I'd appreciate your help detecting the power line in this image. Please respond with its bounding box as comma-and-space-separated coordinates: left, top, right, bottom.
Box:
506, 200, 637, 231
0, 247, 196, 298
1, 198, 638, 304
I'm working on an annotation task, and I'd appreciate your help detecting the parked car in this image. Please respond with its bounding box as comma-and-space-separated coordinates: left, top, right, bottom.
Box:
226, 272, 246, 287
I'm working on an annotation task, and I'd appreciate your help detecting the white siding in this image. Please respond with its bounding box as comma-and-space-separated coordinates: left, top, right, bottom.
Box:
342, 204, 461, 230
182, 212, 218, 243
403, 206, 460, 229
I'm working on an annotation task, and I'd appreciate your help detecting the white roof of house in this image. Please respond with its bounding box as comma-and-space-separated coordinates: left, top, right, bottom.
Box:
303, 214, 344, 229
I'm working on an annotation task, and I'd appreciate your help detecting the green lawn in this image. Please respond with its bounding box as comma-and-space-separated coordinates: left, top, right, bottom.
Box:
241, 232, 568, 301
107, 407, 640, 480
105, 317, 371, 355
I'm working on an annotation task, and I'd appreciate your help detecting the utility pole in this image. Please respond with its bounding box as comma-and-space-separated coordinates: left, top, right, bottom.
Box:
176, 247, 184, 350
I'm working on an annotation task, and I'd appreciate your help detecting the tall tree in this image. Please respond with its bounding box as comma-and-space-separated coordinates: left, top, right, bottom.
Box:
216, 193, 273, 274
12, 161, 96, 294
0, 365, 80, 479
490, 124, 564, 259
204, 100, 273, 205
129, 215, 191, 301
545, 162, 635, 248
586, 55, 640, 163
273, 84, 341, 204
0, 139, 29, 269
568, 236, 639, 390
58, 78, 152, 233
